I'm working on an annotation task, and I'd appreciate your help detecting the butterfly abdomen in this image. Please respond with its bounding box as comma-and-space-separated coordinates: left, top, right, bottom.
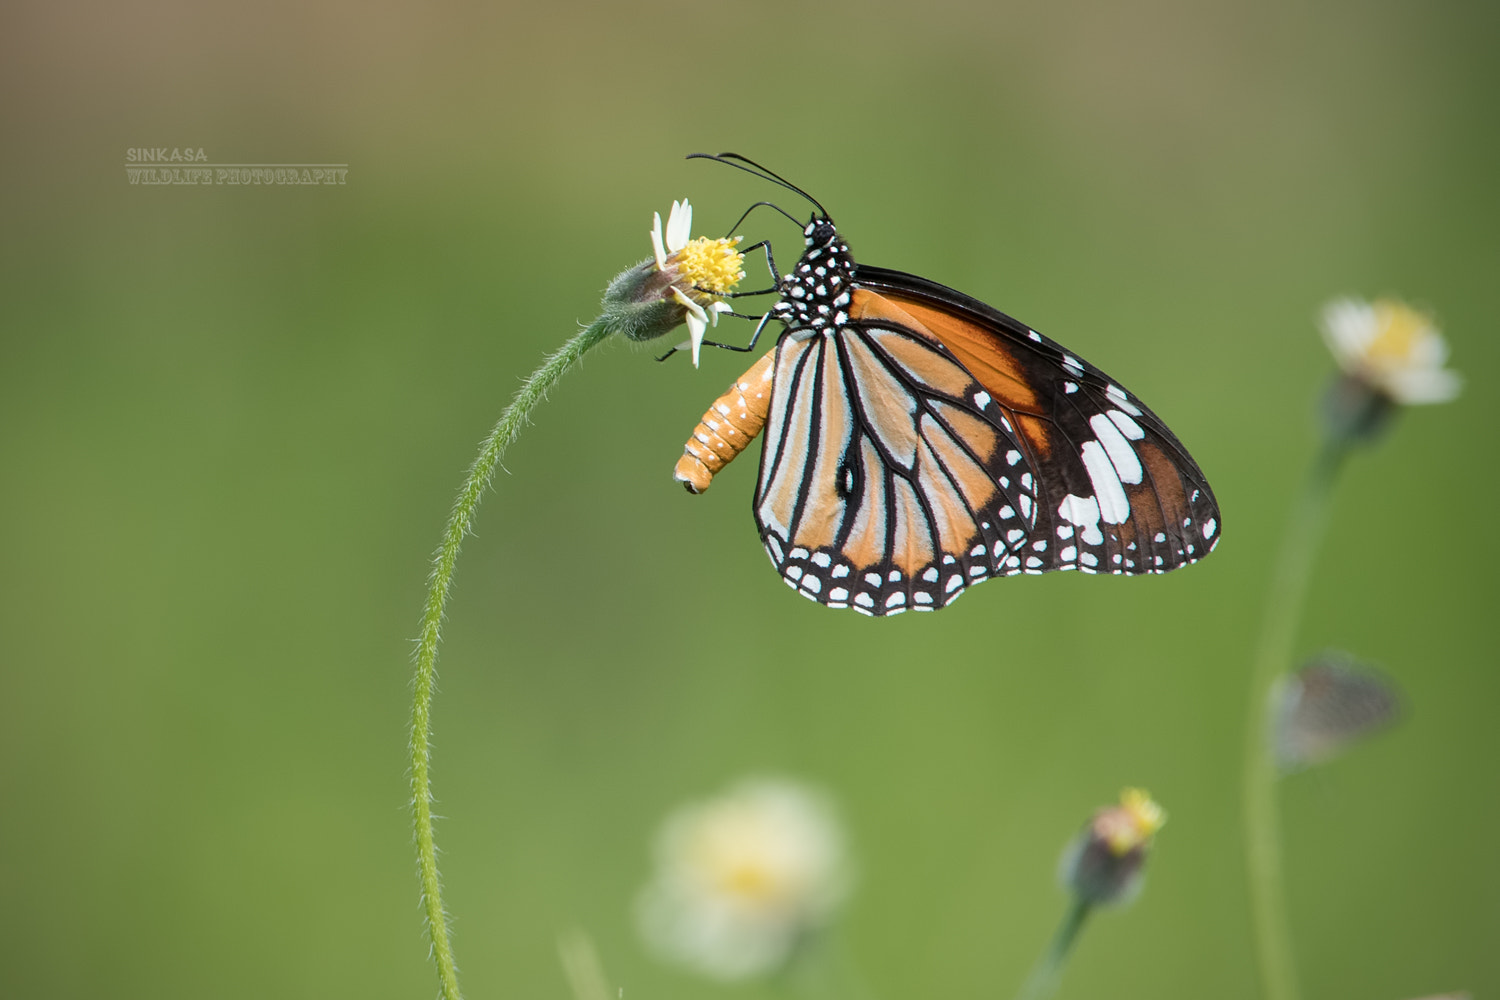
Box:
674, 350, 776, 494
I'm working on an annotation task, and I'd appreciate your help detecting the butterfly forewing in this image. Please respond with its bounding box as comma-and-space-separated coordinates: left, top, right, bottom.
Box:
855, 265, 1222, 579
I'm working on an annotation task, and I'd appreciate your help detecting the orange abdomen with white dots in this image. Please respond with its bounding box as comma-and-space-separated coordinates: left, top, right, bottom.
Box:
673, 351, 776, 494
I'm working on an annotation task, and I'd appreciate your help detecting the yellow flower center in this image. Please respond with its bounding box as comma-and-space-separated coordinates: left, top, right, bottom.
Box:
1102, 788, 1167, 855
674, 236, 746, 297
1366, 300, 1432, 366
717, 857, 782, 902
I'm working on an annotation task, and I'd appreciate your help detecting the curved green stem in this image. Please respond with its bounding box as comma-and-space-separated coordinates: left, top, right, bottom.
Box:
411, 318, 616, 1000
1015, 898, 1092, 1000
1241, 439, 1349, 1000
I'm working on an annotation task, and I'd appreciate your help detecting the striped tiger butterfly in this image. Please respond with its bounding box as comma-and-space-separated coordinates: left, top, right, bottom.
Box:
673, 154, 1221, 616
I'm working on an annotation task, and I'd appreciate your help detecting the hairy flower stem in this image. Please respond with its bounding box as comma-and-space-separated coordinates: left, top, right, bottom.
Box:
1015, 897, 1092, 1000
1241, 438, 1349, 1000
411, 318, 616, 1000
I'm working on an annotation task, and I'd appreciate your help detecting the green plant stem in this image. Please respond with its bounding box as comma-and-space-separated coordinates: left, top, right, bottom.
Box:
410, 318, 615, 1000
1241, 438, 1349, 1000
1015, 898, 1092, 1000
782, 933, 877, 1000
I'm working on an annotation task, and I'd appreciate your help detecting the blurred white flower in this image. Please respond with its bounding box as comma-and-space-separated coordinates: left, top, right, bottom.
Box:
636, 777, 851, 980
1320, 297, 1461, 405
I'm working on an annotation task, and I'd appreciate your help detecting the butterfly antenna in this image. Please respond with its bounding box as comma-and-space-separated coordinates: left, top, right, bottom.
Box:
687, 152, 828, 219
725, 200, 803, 236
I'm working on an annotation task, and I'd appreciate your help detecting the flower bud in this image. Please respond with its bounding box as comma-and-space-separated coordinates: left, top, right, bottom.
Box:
1058, 788, 1166, 907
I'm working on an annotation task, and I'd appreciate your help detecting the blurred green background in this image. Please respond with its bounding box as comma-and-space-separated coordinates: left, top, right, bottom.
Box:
1, 0, 1495, 997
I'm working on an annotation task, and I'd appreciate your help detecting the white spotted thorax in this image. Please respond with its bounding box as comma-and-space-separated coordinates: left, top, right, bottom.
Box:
770, 218, 857, 335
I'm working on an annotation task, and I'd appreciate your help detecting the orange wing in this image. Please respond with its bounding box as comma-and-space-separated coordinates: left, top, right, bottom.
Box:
750, 290, 1045, 614
855, 265, 1221, 578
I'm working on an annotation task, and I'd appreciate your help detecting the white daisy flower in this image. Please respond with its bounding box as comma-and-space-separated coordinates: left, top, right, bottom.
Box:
1321, 298, 1461, 405
648, 200, 743, 367
636, 777, 851, 981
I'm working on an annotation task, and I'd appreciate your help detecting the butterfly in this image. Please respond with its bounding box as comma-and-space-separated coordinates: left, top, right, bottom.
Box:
673, 154, 1221, 616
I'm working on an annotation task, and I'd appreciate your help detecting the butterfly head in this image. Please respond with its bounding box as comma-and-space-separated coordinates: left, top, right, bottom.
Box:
804, 217, 838, 249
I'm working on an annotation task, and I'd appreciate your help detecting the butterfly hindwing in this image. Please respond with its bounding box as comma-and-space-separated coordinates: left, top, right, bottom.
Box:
754, 318, 1043, 614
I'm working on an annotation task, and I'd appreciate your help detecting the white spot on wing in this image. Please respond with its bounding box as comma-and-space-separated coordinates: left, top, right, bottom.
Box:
1058, 494, 1104, 546
1080, 441, 1130, 524
1090, 413, 1143, 485
1107, 409, 1145, 440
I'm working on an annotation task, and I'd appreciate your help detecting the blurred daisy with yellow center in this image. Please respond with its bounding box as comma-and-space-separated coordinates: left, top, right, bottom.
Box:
636, 778, 850, 980
1321, 298, 1461, 405
650, 200, 746, 367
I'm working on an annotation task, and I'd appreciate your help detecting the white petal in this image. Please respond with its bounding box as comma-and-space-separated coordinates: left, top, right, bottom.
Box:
672, 286, 708, 321
666, 199, 692, 253
685, 311, 708, 368
1385, 367, 1462, 404
708, 300, 732, 327
1320, 298, 1376, 368
1407, 327, 1447, 367
651, 212, 667, 270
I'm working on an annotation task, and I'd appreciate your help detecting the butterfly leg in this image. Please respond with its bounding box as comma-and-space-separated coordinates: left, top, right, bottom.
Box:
721, 239, 781, 297
656, 310, 781, 362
